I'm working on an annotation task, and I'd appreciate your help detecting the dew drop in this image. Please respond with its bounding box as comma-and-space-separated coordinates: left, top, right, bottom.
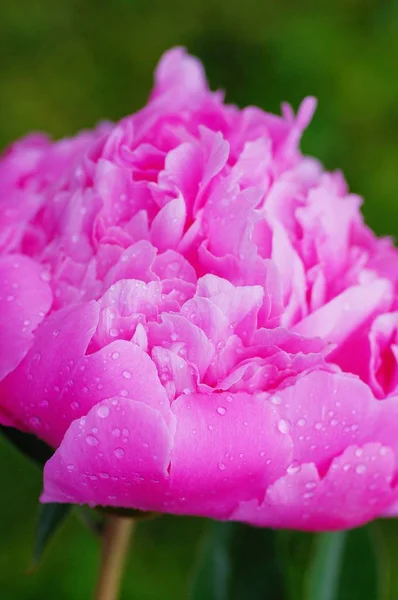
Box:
97, 406, 110, 419
270, 395, 282, 405
287, 462, 301, 475
278, 420, 290, 434
218, 462, 226, 471
355, 464, 366, 475
86, 435, 99, 446
122, 370, 132, 379
114, 448, 125, 459
305, 481, 316, 490
112, 352, 120, 360
217, 406, 227, 416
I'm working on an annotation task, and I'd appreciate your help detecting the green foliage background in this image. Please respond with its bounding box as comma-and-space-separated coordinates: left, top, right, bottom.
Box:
1, 1, 398, 598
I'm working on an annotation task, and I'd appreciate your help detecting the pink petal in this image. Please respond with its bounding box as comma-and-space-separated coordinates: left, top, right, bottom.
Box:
148, 313, 215, 379
273, 370, 381, 472
42, 397, 173, 509
0, 301, 99, 446
167, 391, 293, 518
60, 339, 173, 436
0, 254, 52, 381
150, 195, 186, 251
233, 443, 396, 530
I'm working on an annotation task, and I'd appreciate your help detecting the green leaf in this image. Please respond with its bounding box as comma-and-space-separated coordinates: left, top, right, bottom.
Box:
306, 531, 347, 600
33, 503, 72, 566
306, 526, 383, 600
0, 425, 53, 467
190, 521, 286, 600
278, 531, 315, 600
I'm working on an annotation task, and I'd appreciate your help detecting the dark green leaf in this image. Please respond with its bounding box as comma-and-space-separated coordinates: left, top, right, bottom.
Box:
190, 521, 286, 600
0, 425, 53, 467
278, 531, 315, 600
336, 526, 383, 600
306, 526, 382, 600
306, 532, 347, 600
33, 503, 72, 566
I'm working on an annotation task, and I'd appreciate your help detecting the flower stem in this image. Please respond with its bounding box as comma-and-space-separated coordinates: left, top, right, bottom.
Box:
94, 515, 135, 600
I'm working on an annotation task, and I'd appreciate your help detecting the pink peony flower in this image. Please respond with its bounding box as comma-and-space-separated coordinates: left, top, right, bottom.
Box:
1, 47, 398, 530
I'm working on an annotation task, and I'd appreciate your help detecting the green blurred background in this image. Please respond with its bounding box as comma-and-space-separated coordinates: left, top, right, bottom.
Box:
1, 0, 398, 598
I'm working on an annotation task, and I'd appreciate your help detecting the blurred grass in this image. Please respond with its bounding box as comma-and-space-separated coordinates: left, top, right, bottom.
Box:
1, 0, 398, 598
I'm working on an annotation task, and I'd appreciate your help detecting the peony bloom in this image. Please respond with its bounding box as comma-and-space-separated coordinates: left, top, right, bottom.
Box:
1, 47, 398, 530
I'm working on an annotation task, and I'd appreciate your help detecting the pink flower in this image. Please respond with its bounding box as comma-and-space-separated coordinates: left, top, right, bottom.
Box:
1, 47, 398, 530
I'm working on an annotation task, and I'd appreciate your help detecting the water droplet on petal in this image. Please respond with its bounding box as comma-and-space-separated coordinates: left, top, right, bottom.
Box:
287, 462, 301, 475
270, 395, 282, 405
114, 448, 125, 459
355, 464, 366, 475
97, 406, 110, 419
278, 420, 290, 434
86, 435, 99, 446
305, 481, 316, 490
218, 462, 226, 471
122, 370, 132, 379
217, 406, 227, 416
